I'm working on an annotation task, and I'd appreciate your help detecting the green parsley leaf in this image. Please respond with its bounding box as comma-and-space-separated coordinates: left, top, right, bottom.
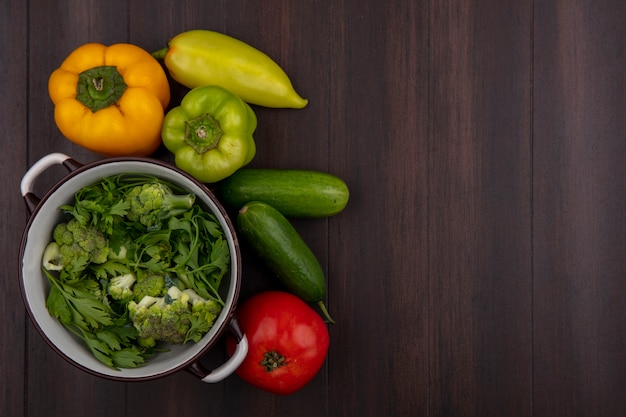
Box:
110, 347, 147, 369
45, 284, 73, 326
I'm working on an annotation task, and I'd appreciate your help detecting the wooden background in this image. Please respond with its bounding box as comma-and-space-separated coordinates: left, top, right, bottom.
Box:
1, 0, 624, 416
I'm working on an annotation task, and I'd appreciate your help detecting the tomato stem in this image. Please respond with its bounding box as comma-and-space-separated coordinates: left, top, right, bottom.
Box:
261, 350, 287, 372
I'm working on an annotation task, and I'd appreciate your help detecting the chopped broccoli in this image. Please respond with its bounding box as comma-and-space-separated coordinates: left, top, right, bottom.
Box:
124, 182, 195, 231
133, 271, 166, 301
43, 219, 109, 271
127, 286, 221, 345
137, 336, 157, 349
182, 289, 222, 343
107, 273, 136, 300
63, 219, 108, 252
42, 242, 63, 271
128, 287, 192, 344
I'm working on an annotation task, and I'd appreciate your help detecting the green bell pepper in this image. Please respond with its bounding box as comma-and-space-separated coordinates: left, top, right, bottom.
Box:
162, 85, 257, 183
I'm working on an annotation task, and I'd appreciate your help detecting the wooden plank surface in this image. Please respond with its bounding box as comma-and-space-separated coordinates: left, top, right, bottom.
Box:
1, 1, 28, 417
533, 1, 626, 415
428, 2, 533, 415
1, 0, 624, 416
326, 2, 430, 415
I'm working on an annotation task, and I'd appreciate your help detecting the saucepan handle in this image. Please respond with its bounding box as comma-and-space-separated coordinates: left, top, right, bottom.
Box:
186, 317, 248, 383
20, 153, 83, 214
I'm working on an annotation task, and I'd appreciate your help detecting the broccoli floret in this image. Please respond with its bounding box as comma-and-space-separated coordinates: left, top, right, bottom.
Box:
42, 242, 63, 271
90, 247, 110, 264
64, 219, 108, 253
182, 289, 223, 343
108, 244, 128, 261
128, 287, 192, 344
43, 219, 110, 271
133, 271, 166, 302
107, 273, 136, 300
52, 223, 74, 245
137, 336, 157, 349
58, 242, 90, 269
124, 182, 195, 231
183, 289, 222, 314
127, 286, 221, 345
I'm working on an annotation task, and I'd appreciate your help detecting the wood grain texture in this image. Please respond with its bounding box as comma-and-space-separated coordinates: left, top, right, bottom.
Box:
1, 1, 28, 416
428, 1, 533, 415
2, 0, 624, 416
533, 1, 626, 415
327, 1, 430, 416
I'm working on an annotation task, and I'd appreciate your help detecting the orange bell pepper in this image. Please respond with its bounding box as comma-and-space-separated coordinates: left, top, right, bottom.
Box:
48, 43, 170, 156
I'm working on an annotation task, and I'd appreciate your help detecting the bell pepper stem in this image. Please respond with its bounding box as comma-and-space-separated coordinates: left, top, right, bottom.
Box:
76, 65, 127, 112
151, 47, 169, 60
184, 113, 223, 154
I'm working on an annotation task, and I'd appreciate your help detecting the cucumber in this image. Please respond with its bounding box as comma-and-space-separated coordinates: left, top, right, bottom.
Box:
237, 201, 334, 323
219, 168, 349, 218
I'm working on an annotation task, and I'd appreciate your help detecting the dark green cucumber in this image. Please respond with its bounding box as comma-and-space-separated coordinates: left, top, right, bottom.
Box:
237, 201, 334, 323
219, 168, 349, 218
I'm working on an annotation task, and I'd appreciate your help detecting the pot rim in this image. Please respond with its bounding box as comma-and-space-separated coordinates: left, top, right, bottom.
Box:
18, 155, 242, 381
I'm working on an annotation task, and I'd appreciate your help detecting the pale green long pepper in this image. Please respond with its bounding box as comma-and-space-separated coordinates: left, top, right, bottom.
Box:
153, 29, 308, 109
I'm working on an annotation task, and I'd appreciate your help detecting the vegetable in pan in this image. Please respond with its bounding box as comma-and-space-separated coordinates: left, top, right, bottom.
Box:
42, 174, 230, 369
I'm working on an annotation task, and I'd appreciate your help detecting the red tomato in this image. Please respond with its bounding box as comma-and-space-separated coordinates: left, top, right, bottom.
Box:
226, 291, 330, 395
